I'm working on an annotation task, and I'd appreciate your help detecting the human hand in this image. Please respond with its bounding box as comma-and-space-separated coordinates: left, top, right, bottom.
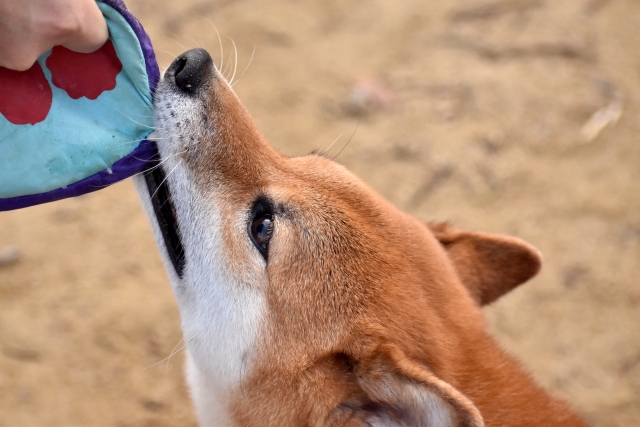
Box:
0, 0, 108, 71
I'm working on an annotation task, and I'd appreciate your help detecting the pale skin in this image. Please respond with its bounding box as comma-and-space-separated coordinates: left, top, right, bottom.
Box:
0, 0, 108, 71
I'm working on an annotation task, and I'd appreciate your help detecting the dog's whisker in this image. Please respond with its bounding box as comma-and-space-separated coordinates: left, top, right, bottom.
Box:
150, 159, 183, 200
126, 149, 188, 181
164, 343, 188, 371
121, 112, 157, 119
159, 49, 180, 68
222, 46, 233, 80
164, 338, 186, 369
127, 156, 180, 183
114, 109, 168, 132
208, 21, 225, 77
227, 36, 239, 85
186, 35, 204, 49
167, 36, 188, 52
141, 338, 185, 371
115, 137, 150, 146
159, 47, 178, 57
128, 163, 165, 180
332, 119, 360, 160
87, 154, 176, 189
317, 133, 344, 157
230, 45, 256, 87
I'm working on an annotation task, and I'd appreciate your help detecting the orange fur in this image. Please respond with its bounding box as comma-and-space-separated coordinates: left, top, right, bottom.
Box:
155, 54, 589, 426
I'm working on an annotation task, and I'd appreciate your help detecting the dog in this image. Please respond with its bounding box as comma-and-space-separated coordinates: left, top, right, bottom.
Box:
134, 48, 589, 427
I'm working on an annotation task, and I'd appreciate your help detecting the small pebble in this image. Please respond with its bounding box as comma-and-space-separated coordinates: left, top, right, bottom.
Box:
0, 246, 20, 267
343, 77, 397, 117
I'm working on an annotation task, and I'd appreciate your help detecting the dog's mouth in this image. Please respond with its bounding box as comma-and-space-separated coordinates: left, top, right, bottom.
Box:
144, 163, 185, 278
143, 48, 216, 279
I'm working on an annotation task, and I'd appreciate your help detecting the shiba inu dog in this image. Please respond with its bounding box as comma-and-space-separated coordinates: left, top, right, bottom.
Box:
135, 48, 588, 427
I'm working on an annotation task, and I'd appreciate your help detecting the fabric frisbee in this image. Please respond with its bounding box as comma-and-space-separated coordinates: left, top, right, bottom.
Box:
0, 0, 160, 211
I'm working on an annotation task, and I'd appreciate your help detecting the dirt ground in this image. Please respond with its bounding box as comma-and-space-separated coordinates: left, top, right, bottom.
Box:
1, 0, 639, 425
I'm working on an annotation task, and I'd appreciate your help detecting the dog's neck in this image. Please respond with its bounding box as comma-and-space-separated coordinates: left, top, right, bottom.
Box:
236, 333, 586, 427
454, 333, 585, 427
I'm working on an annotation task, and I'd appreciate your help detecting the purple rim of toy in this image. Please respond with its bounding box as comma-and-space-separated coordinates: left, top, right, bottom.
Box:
0, 0, 160, 212
0, 141, 159, 211
100, 0, 160, 94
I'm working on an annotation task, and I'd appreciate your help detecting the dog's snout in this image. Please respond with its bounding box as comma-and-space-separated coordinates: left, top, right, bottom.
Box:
165, 48, 214, 94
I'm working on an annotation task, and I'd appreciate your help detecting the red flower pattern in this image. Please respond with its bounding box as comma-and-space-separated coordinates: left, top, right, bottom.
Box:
0, 63, 53, 125
0, 40, 122, 125
47, 40, 122, 100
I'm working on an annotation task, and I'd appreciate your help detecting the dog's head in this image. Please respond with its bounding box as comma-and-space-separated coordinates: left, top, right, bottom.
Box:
147, 48, 541, 427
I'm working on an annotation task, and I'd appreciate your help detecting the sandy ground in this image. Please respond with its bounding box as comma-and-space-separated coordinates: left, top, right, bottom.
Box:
1, 0, 639, 425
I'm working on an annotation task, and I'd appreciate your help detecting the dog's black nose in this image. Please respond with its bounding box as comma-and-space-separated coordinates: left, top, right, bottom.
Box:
165, 48, 213, 94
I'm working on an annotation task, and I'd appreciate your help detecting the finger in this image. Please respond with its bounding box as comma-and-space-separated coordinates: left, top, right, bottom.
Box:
60, 0, 109, 53
0, 57, 38, 72
0, 42, 52, 71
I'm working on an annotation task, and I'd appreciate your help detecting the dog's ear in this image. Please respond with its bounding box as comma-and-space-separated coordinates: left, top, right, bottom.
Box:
333, 345, 483, 427
428, 222, 542, 306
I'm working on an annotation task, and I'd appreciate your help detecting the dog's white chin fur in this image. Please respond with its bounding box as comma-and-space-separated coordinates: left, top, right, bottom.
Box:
133, 173, 265, 427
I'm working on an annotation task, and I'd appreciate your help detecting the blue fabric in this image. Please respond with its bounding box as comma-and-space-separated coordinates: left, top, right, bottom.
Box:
0, 0, 159, 210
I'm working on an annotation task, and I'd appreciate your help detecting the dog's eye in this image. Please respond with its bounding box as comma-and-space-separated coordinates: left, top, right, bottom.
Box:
249, 200, 274, 260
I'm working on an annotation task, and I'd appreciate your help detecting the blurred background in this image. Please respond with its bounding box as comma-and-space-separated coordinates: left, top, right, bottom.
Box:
1, 0, 639, 425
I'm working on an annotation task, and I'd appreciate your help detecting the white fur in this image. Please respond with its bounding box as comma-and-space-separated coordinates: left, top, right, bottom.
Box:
134, 84, 266, 426
365, 386, 454, 427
